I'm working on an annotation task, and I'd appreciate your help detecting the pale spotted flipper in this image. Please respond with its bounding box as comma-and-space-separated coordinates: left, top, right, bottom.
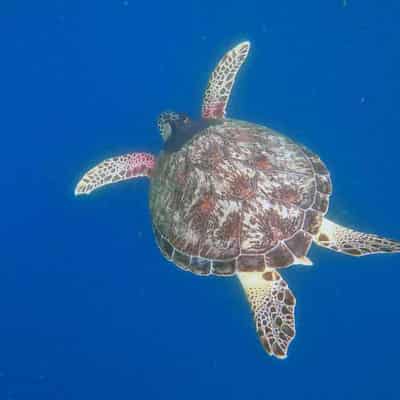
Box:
75, 152, 156, 195
202, 41, 250, 120
315, 218, 400, 256
238, 270, 296, 359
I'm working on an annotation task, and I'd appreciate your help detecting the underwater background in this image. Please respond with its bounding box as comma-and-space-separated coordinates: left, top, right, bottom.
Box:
1, 0, 400, 399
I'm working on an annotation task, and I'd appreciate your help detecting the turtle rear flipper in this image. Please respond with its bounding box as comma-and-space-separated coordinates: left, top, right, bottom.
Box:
238, 270, 296, 359
75, 152, 156, 195
315, 218, 400, 256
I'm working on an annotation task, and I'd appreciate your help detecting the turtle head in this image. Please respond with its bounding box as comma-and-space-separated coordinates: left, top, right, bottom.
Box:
157, 111, 215, 153
157, 111, 191, 142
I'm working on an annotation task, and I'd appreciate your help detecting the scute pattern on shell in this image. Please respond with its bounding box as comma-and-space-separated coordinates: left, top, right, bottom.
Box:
150, 119, 331, 274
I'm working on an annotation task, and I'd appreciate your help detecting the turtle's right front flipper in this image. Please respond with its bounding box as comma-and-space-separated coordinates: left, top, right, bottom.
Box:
315, 218, 400, 256
75, 152, 156, 195
202, 41, 250, 120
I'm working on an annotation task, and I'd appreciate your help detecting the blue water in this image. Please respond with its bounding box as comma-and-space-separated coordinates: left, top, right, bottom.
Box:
2, 1, 400, 399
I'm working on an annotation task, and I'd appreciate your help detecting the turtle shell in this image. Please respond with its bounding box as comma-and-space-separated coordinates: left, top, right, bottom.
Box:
149, 119, 331, 276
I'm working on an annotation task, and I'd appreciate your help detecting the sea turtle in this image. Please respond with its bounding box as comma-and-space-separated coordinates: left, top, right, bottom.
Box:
75, 42, 400, 359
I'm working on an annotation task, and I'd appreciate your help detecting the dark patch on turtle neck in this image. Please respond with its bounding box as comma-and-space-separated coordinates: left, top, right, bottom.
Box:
164, 118, 221, 153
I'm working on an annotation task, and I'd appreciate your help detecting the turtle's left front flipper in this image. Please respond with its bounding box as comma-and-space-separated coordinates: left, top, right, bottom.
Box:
315, 218, 400, 256
238, 270, 296, 359
75, 152, 156, 195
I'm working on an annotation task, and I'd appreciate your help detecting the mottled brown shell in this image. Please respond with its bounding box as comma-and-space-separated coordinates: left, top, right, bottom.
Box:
149, 119, 331, 275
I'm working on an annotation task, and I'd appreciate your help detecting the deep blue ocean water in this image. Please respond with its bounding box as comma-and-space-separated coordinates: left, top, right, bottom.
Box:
2, 1, 400, 399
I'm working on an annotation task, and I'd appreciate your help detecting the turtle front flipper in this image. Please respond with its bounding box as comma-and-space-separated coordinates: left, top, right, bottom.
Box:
238, 270, 296, 359
315, 218, 400, 256
202, 41, 250, 120
75, 152, 156, 195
